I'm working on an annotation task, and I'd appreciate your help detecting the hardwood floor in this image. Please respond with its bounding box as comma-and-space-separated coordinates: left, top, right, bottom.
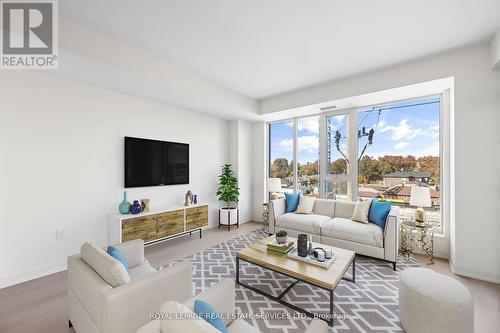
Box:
0, 221, 498, 333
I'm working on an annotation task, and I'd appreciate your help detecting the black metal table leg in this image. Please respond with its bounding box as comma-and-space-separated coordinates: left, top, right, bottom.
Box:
329, 290, 334, 327
236, 257, 240, 284
199, 228, 202, 239
341, 255, 356, 283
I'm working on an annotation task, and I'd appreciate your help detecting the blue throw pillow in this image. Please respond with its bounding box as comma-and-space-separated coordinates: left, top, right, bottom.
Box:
194, 300, 228, 333
107, 246, 128, 271
369, 199, 392, 230
285, 192, 300, 213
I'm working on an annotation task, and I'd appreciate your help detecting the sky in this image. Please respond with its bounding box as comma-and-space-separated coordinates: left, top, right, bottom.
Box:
269, 96, 440, 164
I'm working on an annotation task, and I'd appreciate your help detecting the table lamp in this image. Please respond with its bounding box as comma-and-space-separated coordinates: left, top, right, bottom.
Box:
267, 178, 282, 200
410, 186, 431, 227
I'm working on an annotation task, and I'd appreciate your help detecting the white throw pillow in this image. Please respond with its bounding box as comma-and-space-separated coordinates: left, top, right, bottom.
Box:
351, 199, 372, 224
160, 301, 221, 333
295, 195, 315, 214
80, 242, 130, 287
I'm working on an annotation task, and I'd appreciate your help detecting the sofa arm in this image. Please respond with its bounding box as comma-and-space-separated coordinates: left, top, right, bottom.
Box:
305, 319, 328, 333
103, 261, 193, 333
384, 205, 400, 264
112, 239, 145, 268
269, 199, 286, 234
183, 279, 235, 326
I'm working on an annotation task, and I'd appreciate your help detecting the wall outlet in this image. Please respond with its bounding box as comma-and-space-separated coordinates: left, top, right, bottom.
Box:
56, 229, 65, 239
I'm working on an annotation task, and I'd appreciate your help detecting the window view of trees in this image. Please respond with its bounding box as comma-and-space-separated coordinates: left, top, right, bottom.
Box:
268, 96, 442, 233
357, 97, 441, 232
269, 120, 294, 193
297, 117, 319, 197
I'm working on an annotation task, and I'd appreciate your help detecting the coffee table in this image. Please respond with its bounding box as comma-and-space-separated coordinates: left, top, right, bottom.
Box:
236, 235, 355, 326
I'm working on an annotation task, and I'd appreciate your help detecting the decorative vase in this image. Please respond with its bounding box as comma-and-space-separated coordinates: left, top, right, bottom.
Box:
297, 234, 308, 257
193, 195, 198, 204
119, 191, 131, 214
131, 200, 142, 214
276, 235, 288, 244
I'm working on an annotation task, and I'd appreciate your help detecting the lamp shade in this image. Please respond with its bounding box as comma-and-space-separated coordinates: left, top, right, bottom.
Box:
410, 186, 431, 207
267, 178, 282, 192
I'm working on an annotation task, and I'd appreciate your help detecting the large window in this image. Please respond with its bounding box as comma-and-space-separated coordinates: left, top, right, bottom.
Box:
356, 97, 441, 232
268, 96, 443, 233
269, 120, 294, 193
297, 116, 320, 197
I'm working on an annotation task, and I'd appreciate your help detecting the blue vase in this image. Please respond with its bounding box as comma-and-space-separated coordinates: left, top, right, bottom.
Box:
131, 200, 142, 214
119, 191, 131, 214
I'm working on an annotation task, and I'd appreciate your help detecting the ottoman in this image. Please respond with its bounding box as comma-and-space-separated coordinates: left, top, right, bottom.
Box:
399, 268, 473, 333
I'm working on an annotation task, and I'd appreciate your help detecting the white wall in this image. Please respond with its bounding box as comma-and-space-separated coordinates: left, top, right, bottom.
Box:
258, 44, 500, 283
0, 71, 231, 287
228, 120, 253, 223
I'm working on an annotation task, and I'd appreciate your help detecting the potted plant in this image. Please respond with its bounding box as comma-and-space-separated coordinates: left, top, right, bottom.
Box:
216, 164, 240, 228
275, 229, 288, 244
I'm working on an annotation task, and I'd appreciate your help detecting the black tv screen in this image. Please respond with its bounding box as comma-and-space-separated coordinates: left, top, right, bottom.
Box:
124, 137, 189, 188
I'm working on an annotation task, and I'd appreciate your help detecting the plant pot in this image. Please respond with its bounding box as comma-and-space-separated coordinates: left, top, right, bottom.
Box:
219, 207, 238, 225
276, 235, 288, 244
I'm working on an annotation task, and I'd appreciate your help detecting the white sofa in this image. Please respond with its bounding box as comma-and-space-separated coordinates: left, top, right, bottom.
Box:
68, 239, 193, 333
269, 198, 400, 269
137, 278, 328, 333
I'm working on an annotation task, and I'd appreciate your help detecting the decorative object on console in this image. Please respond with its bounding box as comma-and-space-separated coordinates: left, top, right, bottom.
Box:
275, 229, 288, 244
217, 164, 240, 231
410, 186, 431, 227
184, 190, 193, 206
118, 190, 131, 214
140, 199, 150, 212
267, 178, 283, 200
192, 194, 198, 204
284, 192, 300, 213
130, 200, 142, 214
297, 233, 308, 257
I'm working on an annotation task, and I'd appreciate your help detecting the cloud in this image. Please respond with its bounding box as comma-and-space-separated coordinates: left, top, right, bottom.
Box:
394, 142, 409, 150
368, 144, 439, 158
298, 118, 320, 134
378, 119, 422, 141
278, 135, 319, 153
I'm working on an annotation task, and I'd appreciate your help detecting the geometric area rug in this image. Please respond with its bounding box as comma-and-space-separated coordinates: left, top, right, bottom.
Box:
170, 228, 420, 333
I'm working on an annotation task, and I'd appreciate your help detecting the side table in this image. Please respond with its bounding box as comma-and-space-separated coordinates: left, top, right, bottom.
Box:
400, 219, 434, 264
262, 203, 270, 234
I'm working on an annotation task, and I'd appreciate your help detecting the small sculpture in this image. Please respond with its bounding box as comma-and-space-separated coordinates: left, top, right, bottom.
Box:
141, 199, 150, 212
185, 190, 193, 206
192, 194, 198, 204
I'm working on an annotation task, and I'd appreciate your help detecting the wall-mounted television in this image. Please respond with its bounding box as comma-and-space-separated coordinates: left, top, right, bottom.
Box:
124, 137, 189, 188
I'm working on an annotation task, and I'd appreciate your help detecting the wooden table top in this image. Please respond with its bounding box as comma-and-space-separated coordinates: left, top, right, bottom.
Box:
236, 235, 355, 290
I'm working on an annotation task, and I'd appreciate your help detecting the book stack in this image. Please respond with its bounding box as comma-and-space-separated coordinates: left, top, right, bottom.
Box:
267, 240, 295, 254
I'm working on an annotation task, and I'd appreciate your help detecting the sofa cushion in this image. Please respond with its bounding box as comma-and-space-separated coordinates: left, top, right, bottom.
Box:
277, 213, 330, 234
351, 199, 372, 224
334, 201, 356, 219
369, 198, 392, 230
321, 217, 384, 247
107, 246, 129, 271
160, 301, 221, 333
227, 319, 261, 333
194, 300, 228, 333
285, 192, 300, 212
128, 259, 157, 281
295, 195, 315, 214
80, 242, 130, 287
312, 199, 335, 217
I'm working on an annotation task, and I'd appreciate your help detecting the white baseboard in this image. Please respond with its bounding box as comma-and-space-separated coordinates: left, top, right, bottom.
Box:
450, 261, 500, 284
0, 263, 67, 289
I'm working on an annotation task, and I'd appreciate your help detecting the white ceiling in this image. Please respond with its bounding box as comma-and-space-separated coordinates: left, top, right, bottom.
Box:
61, 0, 500, 100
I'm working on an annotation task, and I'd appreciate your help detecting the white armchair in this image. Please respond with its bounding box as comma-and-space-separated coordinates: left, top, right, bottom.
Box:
67, 239, 193, 333
137, 278, 328, 333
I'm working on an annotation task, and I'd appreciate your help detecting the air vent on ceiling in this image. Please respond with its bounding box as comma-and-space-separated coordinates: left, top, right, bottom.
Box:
320, 105, 337, 111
